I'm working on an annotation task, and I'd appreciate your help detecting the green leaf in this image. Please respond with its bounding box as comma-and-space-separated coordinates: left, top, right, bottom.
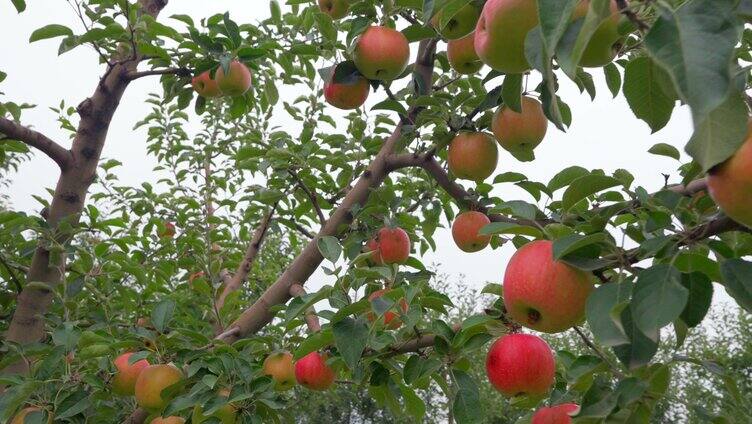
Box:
679, 272, 713, 327
548, 166, 589, 192
151, 299, 176, 333
294, 329, 334, 359
332, 317, 369, 370
623, 57, 676, 133
719, 259, 752, 313
10, 0, 25, 12
586, 282, 631, 346
371, 98, 407, 116
29, 24, 73, 42
317, 236, 341, 263
479, 222, 543, 238
552, 233, 606, 260
561, 175, 621, 211
648, 143, 681, 161
402, 24, 437, 42
537, 0, 579, 55
400, 385, 426, 420
501, 74, 523, 113
630, 265, 688, 341
603, 63, 621, 98
613, 307, 659, 370
686, 91, 748, 172
452, 369, 482, 424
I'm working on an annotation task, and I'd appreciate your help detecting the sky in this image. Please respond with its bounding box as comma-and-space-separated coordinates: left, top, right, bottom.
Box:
2, 2, 730, 310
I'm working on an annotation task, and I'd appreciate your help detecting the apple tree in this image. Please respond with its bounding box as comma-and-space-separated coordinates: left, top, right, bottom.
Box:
1, 0, 752, 422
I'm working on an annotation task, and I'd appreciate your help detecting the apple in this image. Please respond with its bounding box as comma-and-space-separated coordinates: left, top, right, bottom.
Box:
532, 403, 580, 424
295, 351, 336, 390
447, 132, 498, 182
216, 60, 252, 97
475, 0, 539, 74
574, 0, 622, 68
491, 96, 548, 157
485, 333, 555, 398
367, 226, 411, 265
151, 417, 185, 424
263, 351, 296, 391
367, 289, 408, 329
324, 68, 370, 110
191, 71, 221, 98
136, 317, 150, 327
11, 407, 51, 424
503, 240, 593, 333
431, 3, 480, 40
134, 364, 184, 412
318, 0, 349, 19
112, 352, 150, 395
160, 222, 176, 238
353, 26, 410, 81
452, 211, 491, 252
192, 388, 237, 424
447, 32, 483, 74
707, 122, 752, 229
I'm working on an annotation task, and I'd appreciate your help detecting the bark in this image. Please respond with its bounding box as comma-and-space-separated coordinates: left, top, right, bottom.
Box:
0, 118, 72, 169
2, 0, 169, 376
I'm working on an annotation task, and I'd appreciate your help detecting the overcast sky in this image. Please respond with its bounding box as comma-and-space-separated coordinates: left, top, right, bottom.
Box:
4, 2, 730, 310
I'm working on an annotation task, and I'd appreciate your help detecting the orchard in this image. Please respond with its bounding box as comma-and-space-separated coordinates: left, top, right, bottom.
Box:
1, 0, 752, 423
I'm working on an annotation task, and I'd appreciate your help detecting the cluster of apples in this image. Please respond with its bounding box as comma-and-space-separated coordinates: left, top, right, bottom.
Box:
191, 60, 253, 98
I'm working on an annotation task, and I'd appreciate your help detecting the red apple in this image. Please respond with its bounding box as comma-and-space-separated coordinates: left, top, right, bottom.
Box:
447, 132, 498, 182
353, 26, 410, 81
112, 352, 150, 396
191, 71, 221, 98
475, 0, 539, 74
707, 122, 752, 229
503, 240, 593, 333
324, 68, 370, 110
263, 351, 296, 391
295, 351, 336, 390
160, 222, 176, 238
134, 364, 184, 412
485, 333, 555, 398
367, 289, 409, 329
318, 0, 349, 19
452, 211, 491, 252
491, 96, 548, 156
216, 60, 252, 97
151, 417, 185, 424
532, 403, 580, 424
574, 0, 622, 68
367, 227, 411, 265
431, 3, 480, 40
447, 32, 483, 74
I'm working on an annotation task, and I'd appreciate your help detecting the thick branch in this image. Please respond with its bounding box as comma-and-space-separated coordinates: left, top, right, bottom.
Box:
0, 117, 71, 170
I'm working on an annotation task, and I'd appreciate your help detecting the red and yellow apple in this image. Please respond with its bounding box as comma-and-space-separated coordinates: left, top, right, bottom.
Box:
707, 122, 752, 229
191, 71, 221, 98
452, 211, 491, 252
367, 226, 411, 265
151, 417, 185, 424
295, 351, 336, 390
475, 0, 539, 74
491, 96, 548, 156
134, 364, 184, 412
532, 403, 580, 424
353, 26, 410, 81
485, 333, 555, 398
160, 222, 176, 238
431, 3, 480, 40
192, 388, 237, 424
324, 68, 370, 110
112, 352, 150, 396
367, 289, 408, 329
263, 351, 296, 391
216, 60, 252, 97
447, 132, 498, 182
574, 0, 622, 68
503, 240, 593, 333
447, 32, 483, 74
318, 0, 349, 19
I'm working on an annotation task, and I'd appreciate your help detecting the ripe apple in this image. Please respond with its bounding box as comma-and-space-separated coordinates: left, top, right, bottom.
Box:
216, 60, 252, 97
447, 32, 483, 74
263, 351, 296, 391
295, 351, 336, 390
574, 0, 622, 68
151, 417, 185, 424
353, 26, 410, 81
367, 226, 411, 265
367, 289, 408, 329
11, 407, 51, 424
431, 3, 480, 40
491, 96, 548, 157
532, 403, 580, 424
447, 132, 498, 182
191, 71, 221, 98
324, 68, 370, 110
192, 388, 237, 424
475, 0, 539, 74
160, 222, 176, 238
318, 0, 349, 19
112, 352, 151, 396
452, 211, 491, 252
136, 317, 150, 327
707, 122, 752, 229
485, 333, 555, 398
503, 240, 593, 333
134, 364, 184, 412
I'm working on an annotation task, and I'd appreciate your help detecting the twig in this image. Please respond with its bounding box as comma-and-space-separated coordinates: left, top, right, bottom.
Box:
433, 75, 462, 92
289, 169, 327, 227
126, 67, 191, 80
573, 326, 625, 378
615, 0, 649, 32
0, 117, 72, 170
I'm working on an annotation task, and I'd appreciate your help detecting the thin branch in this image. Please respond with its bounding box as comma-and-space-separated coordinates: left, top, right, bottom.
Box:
288, 169, 327, 227
292, 221, 315, 239
126, 67, 191, 81
573, 326, 625, 378
433, 75, 462, 92
615, 0, 649, 32
0, 117, 72, 170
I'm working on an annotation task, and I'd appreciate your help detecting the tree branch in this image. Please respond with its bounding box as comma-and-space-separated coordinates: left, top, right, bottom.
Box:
573, 326, 624, 378
126, 67, 191, 80
0, 117, 72, 170
289, 284, 321, 333
289, 169, 326, 227
0, 254, 23, 293
615, 0, 649, 32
